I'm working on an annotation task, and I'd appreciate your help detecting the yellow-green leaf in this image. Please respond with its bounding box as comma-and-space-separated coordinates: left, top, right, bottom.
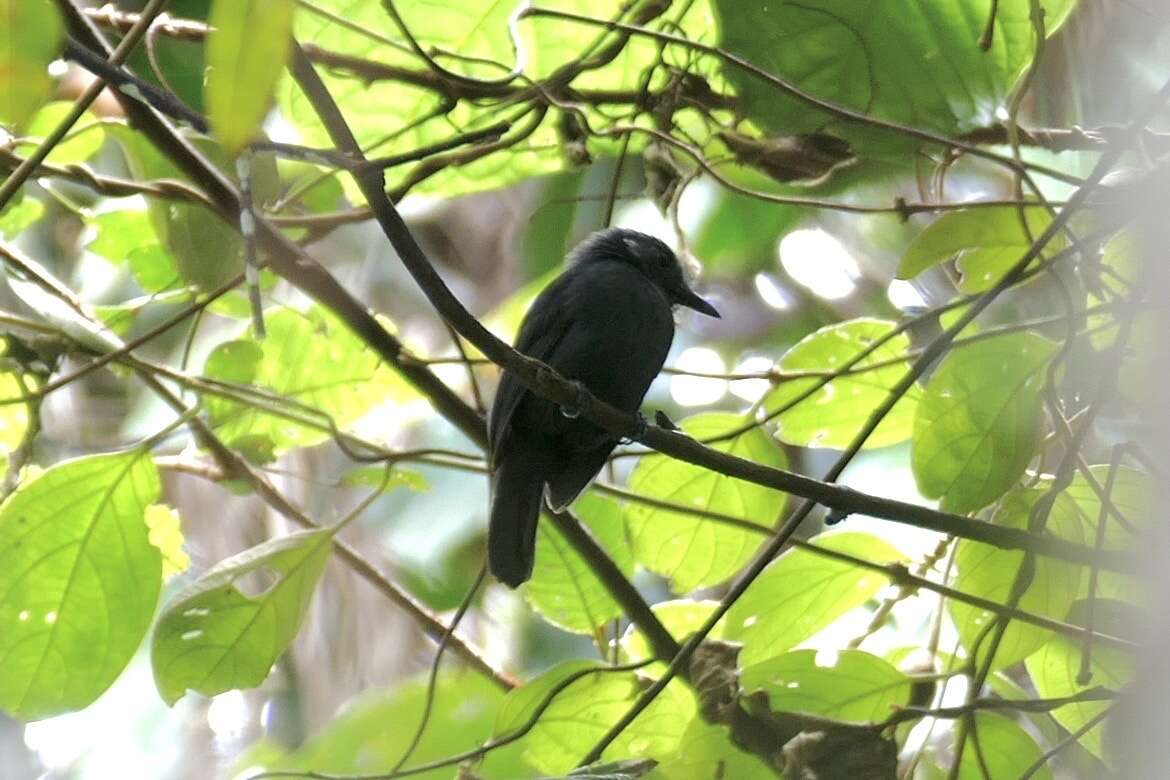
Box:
206, 0, 296, 155
0, 0, 63, 130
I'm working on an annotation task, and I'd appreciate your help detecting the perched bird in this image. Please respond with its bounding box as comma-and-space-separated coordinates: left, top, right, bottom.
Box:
487, 228, 721, 587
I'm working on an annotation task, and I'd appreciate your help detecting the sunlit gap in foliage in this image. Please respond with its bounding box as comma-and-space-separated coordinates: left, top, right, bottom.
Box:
670, 346, 728, 406
887, 278, 928, 310
778, 228, 861, 301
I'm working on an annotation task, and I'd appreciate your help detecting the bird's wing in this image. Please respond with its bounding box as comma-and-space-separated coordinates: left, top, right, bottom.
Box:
488, 274, 576, 469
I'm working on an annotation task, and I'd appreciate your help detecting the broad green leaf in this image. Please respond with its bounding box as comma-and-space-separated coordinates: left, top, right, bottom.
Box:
948, 486, 1085, 670
741, 649, 911, 723
341, 464, 431, 493
954, 713, 1053, 780
1026, 625, 1129, 762
764, 318, 920, 449
726, 532, 903, 667
206, 0, 295, 155
912, 332, 1056, 513
525, 493, 634, 634
626, 412, 784, 592
494, 661, 695, 775
260, 672, 514, 778
280, 1, 714, 200
151, 527, 334, 704
620, 599, 727, 665
0, 0, 63, 130
1064, 466, 1146, 603
87, 208, 184, 292
22, 102, 106, 164
654, 717, 774, 780
897, 206, 1065, 292
0, 452, 162, 719
110, 128, 255, 292
202, 306, 417, 455
0, 197, 44, 238
712, 0, 1075, 153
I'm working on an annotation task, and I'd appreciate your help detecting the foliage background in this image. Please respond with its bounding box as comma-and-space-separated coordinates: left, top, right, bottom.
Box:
0, 0, 1167, 778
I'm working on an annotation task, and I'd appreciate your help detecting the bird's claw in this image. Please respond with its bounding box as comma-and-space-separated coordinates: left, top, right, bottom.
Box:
559, 380, 589, 419
620, 412, 650, 444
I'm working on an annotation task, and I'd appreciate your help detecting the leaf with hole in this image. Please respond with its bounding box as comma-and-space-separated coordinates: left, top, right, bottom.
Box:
151, 527, 334, 704
726, 532, 902, 667
764, 318, 920, 449
742, 649, 911, 722
626, 412, 784, 592
0, 452, 161, 719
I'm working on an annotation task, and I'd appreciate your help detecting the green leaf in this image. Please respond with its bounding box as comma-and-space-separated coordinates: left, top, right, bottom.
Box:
151, 527, 334, 704
626, 412, 784, 592
0, 197, 44, 239
948, 486, 1085, 670
620, 599, 727, 665
202, 307, 417, 454
1025, 625, 1129, 762
23, 102, 106, 164
741, 649, 911, 722
525, 493, 634, 634
494, 661, 695, 775
764, 318, 920, 449
0, 0, 63, 130
726, 532, 903, 667
341, 464, 431, 493
898, 206, 1065, 292
912, 332, 1056, 513
1064, 466, 1146, 602
712, 0, 1075, 153
0, 452, 162, 719
654, 717, 774, 780
954, 713, 1053, 780
206, 0, 296, 155
110, 127, 245, 292
261, 672, 514, 778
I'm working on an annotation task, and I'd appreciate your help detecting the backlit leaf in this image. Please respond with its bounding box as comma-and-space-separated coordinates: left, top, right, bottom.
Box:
626, 412, 783, 592
0, 452, 161, 719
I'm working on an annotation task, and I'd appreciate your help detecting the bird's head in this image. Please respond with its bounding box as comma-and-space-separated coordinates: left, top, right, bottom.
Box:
569, 228, 721, 318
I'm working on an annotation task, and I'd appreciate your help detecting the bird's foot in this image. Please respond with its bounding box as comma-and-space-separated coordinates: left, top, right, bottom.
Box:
621, 411, 651, 444
559, 380, 589, 420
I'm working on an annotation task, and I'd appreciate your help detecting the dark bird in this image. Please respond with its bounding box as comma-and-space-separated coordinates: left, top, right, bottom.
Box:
487, 228, 721, 587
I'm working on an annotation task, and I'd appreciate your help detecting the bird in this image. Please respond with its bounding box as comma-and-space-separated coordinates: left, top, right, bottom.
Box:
487, 227, 721, 587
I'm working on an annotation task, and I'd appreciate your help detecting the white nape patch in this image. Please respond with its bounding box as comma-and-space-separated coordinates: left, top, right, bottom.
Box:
778, 229, 859, 301
613, 200, 676, 250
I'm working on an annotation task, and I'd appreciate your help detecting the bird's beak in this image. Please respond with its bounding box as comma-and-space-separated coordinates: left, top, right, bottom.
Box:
675, 286, 721, 318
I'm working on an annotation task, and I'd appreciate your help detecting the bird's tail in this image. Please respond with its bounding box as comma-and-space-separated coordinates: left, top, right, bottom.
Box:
489, 451, 545, 588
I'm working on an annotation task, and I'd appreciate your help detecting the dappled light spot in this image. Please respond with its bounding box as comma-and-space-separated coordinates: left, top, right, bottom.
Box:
778, 229, 859, 301
670, 347, 728, 407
